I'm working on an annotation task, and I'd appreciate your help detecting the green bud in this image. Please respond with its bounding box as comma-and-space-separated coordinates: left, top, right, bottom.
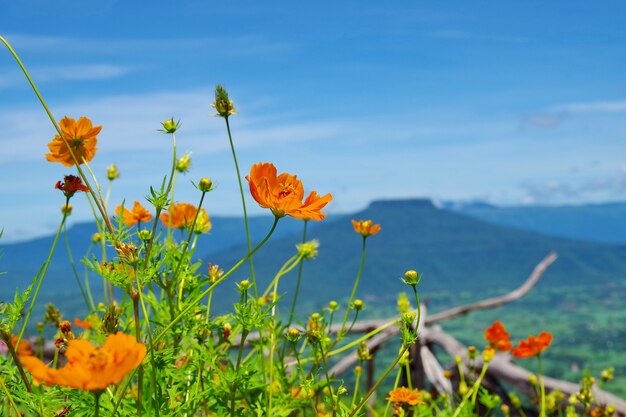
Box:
160, 117, 180, 134
198, 177, 213, 192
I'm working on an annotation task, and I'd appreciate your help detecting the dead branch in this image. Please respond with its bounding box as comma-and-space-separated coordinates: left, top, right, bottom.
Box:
426, 252, 557, 324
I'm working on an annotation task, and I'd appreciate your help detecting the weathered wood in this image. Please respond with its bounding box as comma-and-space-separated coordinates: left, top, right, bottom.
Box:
426, 252, 558, 324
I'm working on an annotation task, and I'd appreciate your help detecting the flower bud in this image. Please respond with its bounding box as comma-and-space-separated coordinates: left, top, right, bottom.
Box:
296, 240, 319, 259
328, 300, 338, 311
107, 164, 120, 181
353, 299, 364, 311
198, 177, 213, 192
286, 327, 301, 342
467, 346, 477, 359
354, 365, 362, 376
238, 279, 251, 292
92, 232, 103, 244
337, 386, 348, 395
212, 85, 237, 118
61, 203, 73, 216
403, 270, 420, 286
101, 304, 120, 335
482, 346, 495, 362
501, 404, 510, 415
176, 152, 192, 173
160, 117, 180, 133
138, 229, 152, 241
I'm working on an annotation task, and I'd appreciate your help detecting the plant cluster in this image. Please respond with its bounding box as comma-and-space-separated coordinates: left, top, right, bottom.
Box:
0, 36, 620, 417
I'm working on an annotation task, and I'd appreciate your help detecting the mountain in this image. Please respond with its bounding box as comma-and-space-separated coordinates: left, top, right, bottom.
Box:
205, 199, 626, 312
448, 201, 626, 245
3, 198, 626, 311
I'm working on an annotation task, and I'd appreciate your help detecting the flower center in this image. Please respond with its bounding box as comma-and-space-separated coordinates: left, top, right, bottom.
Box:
88, 348, 111, 371
277, 182, 296, 199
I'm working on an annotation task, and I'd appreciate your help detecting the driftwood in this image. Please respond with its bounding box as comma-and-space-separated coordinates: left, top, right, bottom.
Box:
426, 252, 558, 324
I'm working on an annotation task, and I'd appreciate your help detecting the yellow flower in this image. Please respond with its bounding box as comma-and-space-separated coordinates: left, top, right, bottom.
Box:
212, 85, 237, 117
352, 219, 381, 237
46, 117, 101, 167
19, 332, 145, 391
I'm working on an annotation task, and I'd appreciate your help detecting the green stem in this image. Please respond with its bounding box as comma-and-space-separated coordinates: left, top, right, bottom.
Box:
152, 216, 279, 345
143, 132, 177, 271
349, 344, 410, 417
132, 294, 143, 417
18, 210, 67, 342
224, 117, 257, 297
230, 330, 249, 417
0, 331, 33, 393
538, 355, 546, 417
94, 392, 101, 417
0, 36, 113, 234
339, 237, 367, 337
287, 220, 308, 326
176, 191, 207, 308
0, 377, 21, 415
319, 341, 338, 417
63, 222, 90, 310
383, 368, 403, 417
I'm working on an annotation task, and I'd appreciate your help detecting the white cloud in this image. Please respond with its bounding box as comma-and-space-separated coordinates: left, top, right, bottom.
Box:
551, 100, 626, 114
0, 64, 133, 89
4, 33, 298, 58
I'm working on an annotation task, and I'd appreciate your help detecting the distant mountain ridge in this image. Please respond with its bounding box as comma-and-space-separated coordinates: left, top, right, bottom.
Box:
2, 198, 626, 312
446, 200, 626, 244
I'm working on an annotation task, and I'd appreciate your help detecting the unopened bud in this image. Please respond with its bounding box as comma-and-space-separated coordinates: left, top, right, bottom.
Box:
61, 203, 72, 215
106, 164, 120, 181
198, 177, 213, 192
403, 270, 420, 286
353, 299, 364, 311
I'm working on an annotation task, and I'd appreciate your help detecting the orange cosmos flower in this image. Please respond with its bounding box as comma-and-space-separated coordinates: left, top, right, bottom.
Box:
115, 201, 153, 227
160, 203, 212, 233
386, 386, 423, 406
11, 336, 34, 357
352, 219, 381, 237
484, 321, 512, 352
46, 117, 102, 167
246, 162, 332, 221
19, 332, 145, 391
511, 331, 553, 358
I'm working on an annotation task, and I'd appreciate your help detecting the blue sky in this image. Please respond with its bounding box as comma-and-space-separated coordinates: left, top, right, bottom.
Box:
1, 1, 626, 241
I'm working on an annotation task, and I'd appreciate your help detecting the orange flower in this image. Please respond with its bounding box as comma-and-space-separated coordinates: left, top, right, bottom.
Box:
352, 219, 381, 237
159, 203, 211, 233
511, 331, 552, 358
11, 336, 34, 357
246, 162, 332, 221
73, 317, 95, 330
386, 386, 423, 406
19, 332, 145, 391
115, 201, 153, 227
484, 321, 512, 352
46, 117, 102, 167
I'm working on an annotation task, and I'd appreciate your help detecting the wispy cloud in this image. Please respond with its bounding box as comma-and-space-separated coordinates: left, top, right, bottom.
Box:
550, 100, 626, 114
521, 167, 626, 204
4, 33, 298, 58
426, 29, 528, 43
0, 64, 133, 89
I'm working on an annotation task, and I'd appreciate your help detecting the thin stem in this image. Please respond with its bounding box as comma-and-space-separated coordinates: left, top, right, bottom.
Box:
94, 392, 101, 417
349, 344, 410, 417
383, 368, 403, 417
18, 210, 67, 342
287, 220, 308, 326
230, 330, 249, 417
319, 341, 338, 416
538, 355, 546, 417
63, 222, 90, 310
0, 36, 113, 233
143, 132, 177, 271
132, 294, 143, 417
339, 237, 367, 337
0, 377, 21, 415
0, 332, 33, 393
152, 216, 279, 345
224, 117, 257, 297
175, 191, 207, 308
